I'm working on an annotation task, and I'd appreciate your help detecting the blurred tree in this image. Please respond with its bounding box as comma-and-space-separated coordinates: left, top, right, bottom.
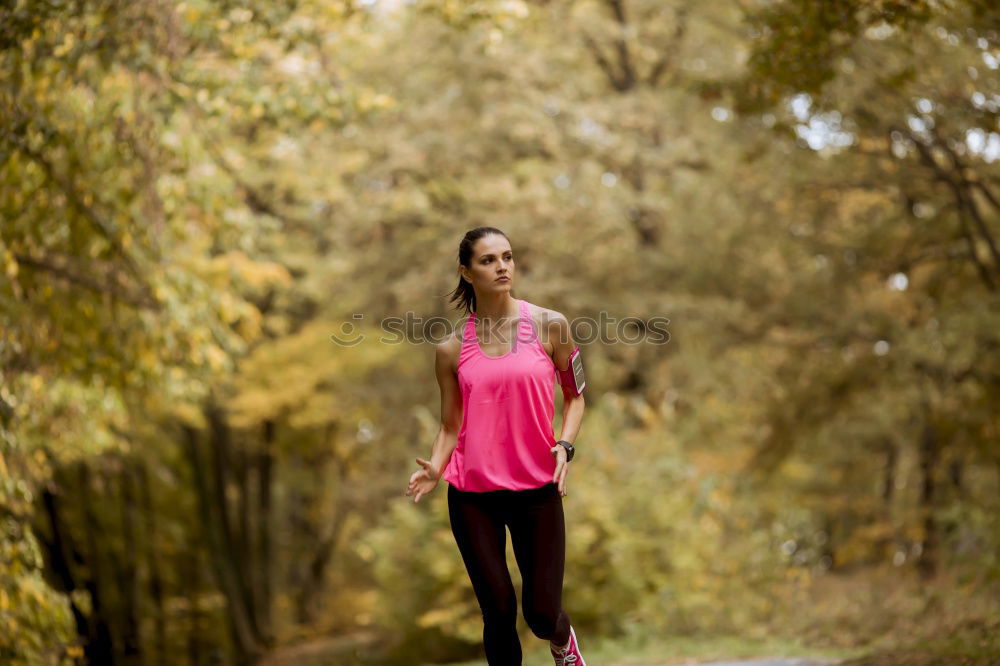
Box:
1, 0, 274, 662
730, 0, 1000, 578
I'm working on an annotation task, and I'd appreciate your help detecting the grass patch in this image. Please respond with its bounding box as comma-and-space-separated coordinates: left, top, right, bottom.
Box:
438, 633, 863, 665
435, 566, 999, 666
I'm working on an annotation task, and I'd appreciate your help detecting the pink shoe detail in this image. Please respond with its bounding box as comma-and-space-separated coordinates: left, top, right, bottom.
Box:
549, 625, 586, 666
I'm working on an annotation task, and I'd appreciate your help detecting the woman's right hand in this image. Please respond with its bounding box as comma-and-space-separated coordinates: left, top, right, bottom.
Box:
406, 457, 440, 503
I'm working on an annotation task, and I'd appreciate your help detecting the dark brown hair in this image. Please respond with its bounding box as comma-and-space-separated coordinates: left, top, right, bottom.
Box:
448, 227, 513, 315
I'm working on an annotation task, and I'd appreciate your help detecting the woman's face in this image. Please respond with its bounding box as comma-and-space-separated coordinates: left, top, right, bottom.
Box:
462, 234, 514, 294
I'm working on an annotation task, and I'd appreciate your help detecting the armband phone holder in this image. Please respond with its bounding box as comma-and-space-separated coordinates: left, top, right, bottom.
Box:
556, 346, 586, 395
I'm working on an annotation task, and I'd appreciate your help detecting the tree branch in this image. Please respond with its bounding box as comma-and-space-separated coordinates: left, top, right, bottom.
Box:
931, 128, 1000, 269
647, 7, 688, 87
1, 122, 144, 276
901, 126, 997, 290
13, 253, 160, 309
606, 0, 636, 91
581, 31, 624, 90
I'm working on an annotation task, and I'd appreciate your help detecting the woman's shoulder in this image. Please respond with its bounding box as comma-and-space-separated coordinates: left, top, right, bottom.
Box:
435, 317, 470, 371
523, 301, 570, 335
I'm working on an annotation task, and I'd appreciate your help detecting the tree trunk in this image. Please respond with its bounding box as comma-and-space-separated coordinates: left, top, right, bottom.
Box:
78, 462, 118, 666
882, 443, 897, 504
40, 486, 92, 651
297, 431, 351, 624
917, 415, 939, 579
205, 403, 265, 646
137, 459, 168, 666
949, 456, 963, 494
236, 434, 259, 632
120, 461, 142, 663
182, 423, 261, 661
186, 546, 203, 666
880, 441, 899, 563
257, 419, 276, 644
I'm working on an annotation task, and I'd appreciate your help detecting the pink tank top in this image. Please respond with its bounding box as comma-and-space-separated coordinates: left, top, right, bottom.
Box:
441, 298, 558, 492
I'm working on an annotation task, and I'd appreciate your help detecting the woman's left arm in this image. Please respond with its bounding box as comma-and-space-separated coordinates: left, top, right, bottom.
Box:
548, 311, 585, 495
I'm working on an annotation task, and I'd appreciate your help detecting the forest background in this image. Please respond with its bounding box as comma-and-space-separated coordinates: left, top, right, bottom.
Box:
1, 0, 998, 665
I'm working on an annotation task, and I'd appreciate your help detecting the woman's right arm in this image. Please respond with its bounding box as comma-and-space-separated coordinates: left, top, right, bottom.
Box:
426, 336, 463, 479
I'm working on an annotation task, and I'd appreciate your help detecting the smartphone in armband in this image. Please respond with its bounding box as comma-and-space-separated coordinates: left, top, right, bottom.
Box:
557, 346, 586, 395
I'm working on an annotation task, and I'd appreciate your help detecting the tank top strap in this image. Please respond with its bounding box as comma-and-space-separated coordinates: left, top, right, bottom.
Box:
463, 307, 477, 344
517, 298, 540, 346
456, 308, 478, 370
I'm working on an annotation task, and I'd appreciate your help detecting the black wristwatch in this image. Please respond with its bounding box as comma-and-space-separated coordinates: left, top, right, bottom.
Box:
555, 440, 575, 462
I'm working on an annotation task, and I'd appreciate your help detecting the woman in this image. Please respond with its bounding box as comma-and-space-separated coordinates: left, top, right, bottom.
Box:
405, 227, 588, 666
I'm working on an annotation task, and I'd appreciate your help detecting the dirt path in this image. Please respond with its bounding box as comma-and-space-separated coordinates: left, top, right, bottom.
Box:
685, 660, 842, 666
629, 657, 841, 666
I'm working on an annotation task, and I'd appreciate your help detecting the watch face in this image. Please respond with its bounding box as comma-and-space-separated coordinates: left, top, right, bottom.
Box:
558, 441, 574, 460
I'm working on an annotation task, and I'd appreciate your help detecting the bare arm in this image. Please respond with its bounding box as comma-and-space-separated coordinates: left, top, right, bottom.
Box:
427, 336, 463, 479
406, 335, 464, 503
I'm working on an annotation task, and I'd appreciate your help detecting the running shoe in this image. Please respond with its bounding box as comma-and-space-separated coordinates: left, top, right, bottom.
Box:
549, 624, 586, 666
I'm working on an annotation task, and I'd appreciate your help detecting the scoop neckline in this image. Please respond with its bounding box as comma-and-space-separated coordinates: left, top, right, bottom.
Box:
471, 299, 524, 360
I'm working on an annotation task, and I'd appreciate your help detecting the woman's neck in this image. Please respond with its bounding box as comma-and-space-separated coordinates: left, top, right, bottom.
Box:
474, 294, 519, 321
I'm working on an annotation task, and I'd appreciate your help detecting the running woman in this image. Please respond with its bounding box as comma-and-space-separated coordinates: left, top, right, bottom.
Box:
405, 227, 588, 666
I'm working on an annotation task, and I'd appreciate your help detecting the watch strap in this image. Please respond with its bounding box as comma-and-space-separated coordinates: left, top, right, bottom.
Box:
556, 440, 575, 461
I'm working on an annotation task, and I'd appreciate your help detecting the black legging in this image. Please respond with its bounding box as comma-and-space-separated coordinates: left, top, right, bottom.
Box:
447, 481, 572, 665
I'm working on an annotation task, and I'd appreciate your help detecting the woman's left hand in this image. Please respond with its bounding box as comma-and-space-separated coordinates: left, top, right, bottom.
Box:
550, 444, 569, 497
